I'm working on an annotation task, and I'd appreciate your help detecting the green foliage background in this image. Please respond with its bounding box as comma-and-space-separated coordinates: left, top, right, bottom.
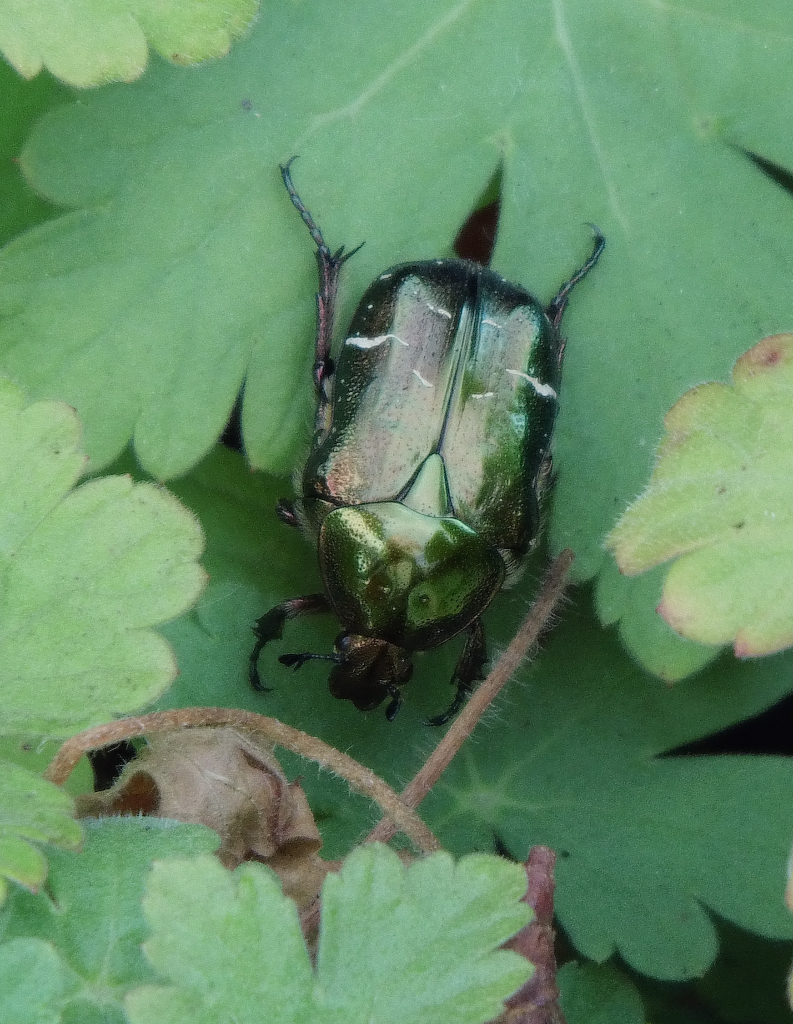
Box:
2, 0, 793, 1020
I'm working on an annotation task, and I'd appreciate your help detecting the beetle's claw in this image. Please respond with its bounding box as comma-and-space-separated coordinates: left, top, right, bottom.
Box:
426, 682, 472, 727
384, 686, 403, 721
248, 646, 273, 693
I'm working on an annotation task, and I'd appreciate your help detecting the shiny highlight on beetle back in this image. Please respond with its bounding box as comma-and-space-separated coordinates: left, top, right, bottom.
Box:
319, 501, 505, 651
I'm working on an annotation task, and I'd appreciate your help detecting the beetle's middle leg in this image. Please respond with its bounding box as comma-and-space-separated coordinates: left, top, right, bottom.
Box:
427, 619, 488, 726
249, 593, 330, 691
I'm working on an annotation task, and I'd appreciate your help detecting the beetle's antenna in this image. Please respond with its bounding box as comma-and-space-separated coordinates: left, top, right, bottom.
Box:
546, 226, 605, 329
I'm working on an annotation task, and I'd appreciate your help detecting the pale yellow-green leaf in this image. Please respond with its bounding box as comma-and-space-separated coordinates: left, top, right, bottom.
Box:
0, 0, 258, 88
0, 378, 207, 735
607, 334, 793, 657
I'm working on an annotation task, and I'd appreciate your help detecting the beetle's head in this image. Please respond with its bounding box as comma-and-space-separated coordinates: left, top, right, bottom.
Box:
319, 500, 505, 652
326, 633, 413, 720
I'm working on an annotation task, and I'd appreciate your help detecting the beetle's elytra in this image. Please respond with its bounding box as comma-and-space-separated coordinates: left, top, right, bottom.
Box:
250, 158, 604, 723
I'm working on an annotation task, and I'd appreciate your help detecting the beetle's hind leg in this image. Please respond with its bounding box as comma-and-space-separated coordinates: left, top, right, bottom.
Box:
249, 593, 329, 691
427, 620, 488, 726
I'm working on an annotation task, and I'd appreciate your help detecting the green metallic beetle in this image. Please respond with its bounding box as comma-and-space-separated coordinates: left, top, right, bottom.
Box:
250, 159, 604, 723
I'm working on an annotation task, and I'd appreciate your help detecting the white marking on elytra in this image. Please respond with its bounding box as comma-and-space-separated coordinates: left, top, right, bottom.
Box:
426, 302, 452, 319
505, 368, 557, 399
413, 369, 433, 387
366, 303, 374, 310
379, 272, 393, 280
346, 333, 408, 349
482, 317, 502, 329
470, 392, 496, 399
435, 260, 444, 265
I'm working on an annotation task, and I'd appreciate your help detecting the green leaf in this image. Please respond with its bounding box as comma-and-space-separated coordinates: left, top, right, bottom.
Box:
428, 611, 793, 981
558, 962, 646, 1024
0, 817, 220, 1019
594, 561, 720, 682
607, 334, 793, 660
0, 761, 81, 902
0, 0, 258, 88
0, 737, 94, 798
0, 377, 207, 736
0, 937, 82, 1023
128, 853, 312, 1024
127, 845, 531, 1024
0, 60, 66, 247
150, 444, 793, 982
315, 846, 531, 1024
0, 0, 789, 534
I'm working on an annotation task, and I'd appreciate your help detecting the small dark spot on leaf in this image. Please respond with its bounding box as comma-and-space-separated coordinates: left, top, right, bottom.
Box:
733, 521, 745, 530
762, 346, 782, 366
716, 485, 726, 495
241, 98, 252, 110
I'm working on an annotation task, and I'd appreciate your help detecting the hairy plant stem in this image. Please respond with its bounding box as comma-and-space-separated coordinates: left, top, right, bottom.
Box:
44, 706, 440, 854
365, 548, 575, 845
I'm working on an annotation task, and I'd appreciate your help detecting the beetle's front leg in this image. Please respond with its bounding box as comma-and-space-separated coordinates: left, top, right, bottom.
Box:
249, 593, 329, 691
280, 158, 363, 414
427, 619, 488, 726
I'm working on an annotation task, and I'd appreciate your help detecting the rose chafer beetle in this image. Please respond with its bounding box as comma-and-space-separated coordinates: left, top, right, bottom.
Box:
250, 159, 604, 723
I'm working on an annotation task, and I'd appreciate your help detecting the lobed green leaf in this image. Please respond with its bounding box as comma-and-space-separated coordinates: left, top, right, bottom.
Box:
0, 761, 81, 903
0, 378, 208, 736
607, 334, 793, 660
127, 844, 531, 1024
0, 0, 258, 88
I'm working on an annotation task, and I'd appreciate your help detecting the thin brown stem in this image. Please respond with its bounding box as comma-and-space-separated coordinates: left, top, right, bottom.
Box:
44, 707, 440, 854
365, 549, 574, 846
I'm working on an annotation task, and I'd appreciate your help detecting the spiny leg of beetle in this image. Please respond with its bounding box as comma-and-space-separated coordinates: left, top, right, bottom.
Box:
427, 619, 488, 727
280, 158, 363, 411
249, 593, 329, 691
546, 227, 605, 329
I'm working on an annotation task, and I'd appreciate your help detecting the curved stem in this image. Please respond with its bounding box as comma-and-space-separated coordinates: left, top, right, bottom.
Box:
44, 706, 440, 854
